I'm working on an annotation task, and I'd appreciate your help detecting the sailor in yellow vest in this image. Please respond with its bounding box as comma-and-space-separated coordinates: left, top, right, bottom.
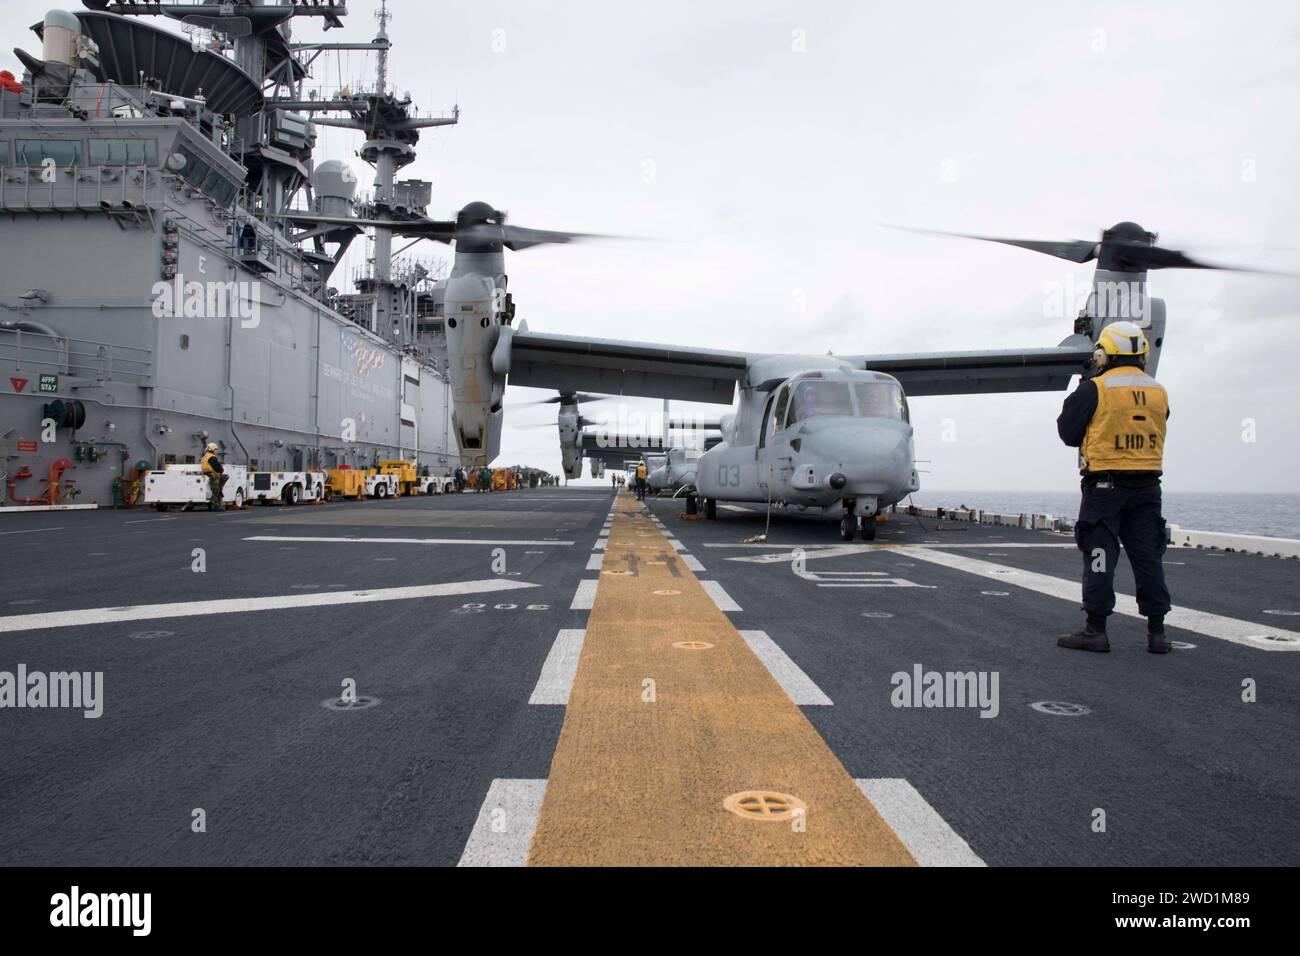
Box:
635, 459, 649, 501
199, 442, 228, 512
1056, 321, 1171, 653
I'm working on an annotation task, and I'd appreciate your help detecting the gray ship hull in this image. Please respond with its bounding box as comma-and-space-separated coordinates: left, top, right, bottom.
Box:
1, 124, 456, 506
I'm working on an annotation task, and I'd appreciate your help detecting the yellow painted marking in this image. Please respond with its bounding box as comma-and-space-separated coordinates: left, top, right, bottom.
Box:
528, 498, 916, 866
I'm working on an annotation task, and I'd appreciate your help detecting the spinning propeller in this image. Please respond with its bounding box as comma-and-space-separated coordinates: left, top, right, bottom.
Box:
893, 221, 1294, 275
284, 201, 629, 253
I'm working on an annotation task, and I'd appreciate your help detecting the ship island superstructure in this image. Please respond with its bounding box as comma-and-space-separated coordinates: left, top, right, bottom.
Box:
0, 0, 462, 506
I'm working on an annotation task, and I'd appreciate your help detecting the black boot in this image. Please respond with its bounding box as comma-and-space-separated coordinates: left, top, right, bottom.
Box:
1058, 615, 1110, 652
1147, 615, 1171, 654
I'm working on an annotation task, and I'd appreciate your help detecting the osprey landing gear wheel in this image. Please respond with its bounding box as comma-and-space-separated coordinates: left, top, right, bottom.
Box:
858, 516, 876, 541
840, 514, 856, 541
705, 497, 717, 520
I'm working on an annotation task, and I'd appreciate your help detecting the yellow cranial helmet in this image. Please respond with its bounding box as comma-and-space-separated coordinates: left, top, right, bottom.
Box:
206, 442, 219, 453
1096, 321, 1149, 356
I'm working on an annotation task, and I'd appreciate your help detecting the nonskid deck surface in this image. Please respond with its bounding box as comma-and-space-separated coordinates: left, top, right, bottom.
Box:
0, 489, 1295, 866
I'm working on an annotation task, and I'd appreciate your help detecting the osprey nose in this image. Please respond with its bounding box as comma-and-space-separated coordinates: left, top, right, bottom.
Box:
806, 421, 913, 494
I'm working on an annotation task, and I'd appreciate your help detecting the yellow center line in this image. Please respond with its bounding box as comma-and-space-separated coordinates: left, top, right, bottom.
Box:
527, 496, 916, 866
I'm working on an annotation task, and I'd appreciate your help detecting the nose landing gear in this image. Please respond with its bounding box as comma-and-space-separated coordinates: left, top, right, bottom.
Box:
841, 499, 877, 541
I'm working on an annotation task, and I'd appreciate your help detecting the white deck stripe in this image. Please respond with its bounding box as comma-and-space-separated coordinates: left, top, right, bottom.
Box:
706, 542, 1074, 550
529, 629, 587, 705
738, 630, 831, 705
457, 779, 547, 867
900, 546, 1300, 652
699, 580, 741, 612
244, 535, 574, 547
586, 553, 604, 571
593, 539, 607, 550
0, 579, 538, 634
667, 538, 687, 552
570, 579, 599, 610
681, 554, 705, 572
0, 527, 64, 536
855, 778, 985, 867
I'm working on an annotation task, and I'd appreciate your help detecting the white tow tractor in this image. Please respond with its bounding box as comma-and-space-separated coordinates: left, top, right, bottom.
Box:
365, 472, 400, 499
143, 463, 249, 511
248, 470, 328, 505
415, 475, 454, 495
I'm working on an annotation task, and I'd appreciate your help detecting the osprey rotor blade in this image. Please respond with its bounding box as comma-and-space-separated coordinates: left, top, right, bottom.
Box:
1110, 239, 1297, 275
889, 225, 1099, 263
517, 391, 609, 406
498, 224, 628, 251
894, 221, 1297, 275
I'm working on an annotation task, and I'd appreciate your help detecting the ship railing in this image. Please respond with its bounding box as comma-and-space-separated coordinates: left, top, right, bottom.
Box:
0, 327, 153, 386
0, 164, 164, 214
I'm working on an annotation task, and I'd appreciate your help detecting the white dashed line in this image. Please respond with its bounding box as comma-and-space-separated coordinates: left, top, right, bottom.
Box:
854, 778, 985, 867
529, 629, 587, 705
570, 579, 599, 610
738, 630, 831, 705
457, 779, 547, 867
586, 553, 604, 571
699, 580, 741, 612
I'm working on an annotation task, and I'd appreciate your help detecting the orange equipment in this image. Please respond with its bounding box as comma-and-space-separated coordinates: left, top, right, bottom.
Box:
7, 458, 76, 505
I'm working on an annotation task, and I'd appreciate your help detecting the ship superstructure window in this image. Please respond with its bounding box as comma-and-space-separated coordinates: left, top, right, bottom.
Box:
89, 138, 158, 166
173, 142, 238, 206
15, 139, 81, 166
202, 172, 236, 206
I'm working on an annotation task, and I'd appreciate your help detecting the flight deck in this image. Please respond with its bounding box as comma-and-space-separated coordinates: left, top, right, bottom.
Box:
1, 487, 1295, 867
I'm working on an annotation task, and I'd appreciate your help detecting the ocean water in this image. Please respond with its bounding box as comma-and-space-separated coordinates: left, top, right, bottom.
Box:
911, 490, 1300, 540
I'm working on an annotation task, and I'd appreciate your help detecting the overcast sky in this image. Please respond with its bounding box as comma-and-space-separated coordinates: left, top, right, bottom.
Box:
11, 0, 1299, 493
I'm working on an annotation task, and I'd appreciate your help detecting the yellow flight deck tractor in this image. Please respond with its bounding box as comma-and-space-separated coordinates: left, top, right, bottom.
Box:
326, 467, 368, 500
378, 459, 418, 495
377, 460, 455, 495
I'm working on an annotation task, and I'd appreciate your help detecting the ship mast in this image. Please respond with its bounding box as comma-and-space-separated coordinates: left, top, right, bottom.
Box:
375, 0, 391, 96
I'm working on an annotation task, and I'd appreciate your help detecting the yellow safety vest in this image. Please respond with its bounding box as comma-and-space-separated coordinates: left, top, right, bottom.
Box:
1080, 365, 1168, 474
636, 463, 647, 479
200, 451, 220, 475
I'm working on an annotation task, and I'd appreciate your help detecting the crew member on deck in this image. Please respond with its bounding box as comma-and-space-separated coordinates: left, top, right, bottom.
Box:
1056, 321, 1172, 654
200, 443, 228, 512
635, 459, 649, 501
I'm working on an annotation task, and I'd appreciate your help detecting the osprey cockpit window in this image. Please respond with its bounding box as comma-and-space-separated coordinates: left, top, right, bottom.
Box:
788, 381, 855, 425
770, 385, 791, 435
853, 381, 909, 422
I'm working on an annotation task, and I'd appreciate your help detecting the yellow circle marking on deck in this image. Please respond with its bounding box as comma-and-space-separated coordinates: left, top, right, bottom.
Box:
723, 790, 807, 822
672, 640, 714, 650
653, 588, 681, 595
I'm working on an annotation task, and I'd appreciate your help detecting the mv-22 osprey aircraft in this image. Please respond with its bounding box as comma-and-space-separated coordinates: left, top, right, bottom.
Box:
288, 203, 1259, 539
506, 220, 1276, 540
